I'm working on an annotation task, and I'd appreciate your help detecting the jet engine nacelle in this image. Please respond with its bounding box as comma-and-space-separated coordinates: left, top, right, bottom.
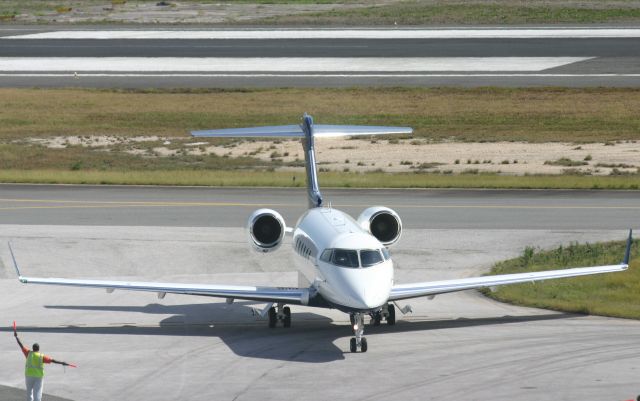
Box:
357, 206, 402, 246
247, 209, 286, 253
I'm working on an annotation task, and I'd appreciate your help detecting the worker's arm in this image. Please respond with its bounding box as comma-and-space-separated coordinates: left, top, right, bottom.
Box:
15, 333, 23, 348
43, 355, 69, 366
48, 358, 72, 366
15, 334, 29, 357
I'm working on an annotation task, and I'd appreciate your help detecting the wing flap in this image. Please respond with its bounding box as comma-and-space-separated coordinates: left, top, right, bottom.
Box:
390, 263, 627, 301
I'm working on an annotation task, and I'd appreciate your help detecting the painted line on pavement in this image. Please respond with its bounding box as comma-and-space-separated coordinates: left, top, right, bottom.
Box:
0, 57, 592, 72
2, 73, 638, 78
1, 199, 638, 210
5, 29, 640, 40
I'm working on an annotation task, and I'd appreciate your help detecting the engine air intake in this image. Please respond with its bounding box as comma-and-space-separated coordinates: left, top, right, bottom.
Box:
357, 206, 402, 247
248, 209, 286, 253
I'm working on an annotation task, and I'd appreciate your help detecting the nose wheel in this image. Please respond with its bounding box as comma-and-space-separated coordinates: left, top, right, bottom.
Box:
349, 313, 368, 353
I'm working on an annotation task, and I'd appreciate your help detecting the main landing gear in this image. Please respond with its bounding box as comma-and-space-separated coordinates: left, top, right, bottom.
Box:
372, 303, 396, 326
349, 304, 398, 353
268, 303, 291, 328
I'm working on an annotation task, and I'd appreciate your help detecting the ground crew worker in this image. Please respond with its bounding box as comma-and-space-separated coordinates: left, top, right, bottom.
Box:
15, 331, 70, 401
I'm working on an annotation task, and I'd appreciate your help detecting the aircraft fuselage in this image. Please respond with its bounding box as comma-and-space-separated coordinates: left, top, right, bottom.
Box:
292, 207, 394, 312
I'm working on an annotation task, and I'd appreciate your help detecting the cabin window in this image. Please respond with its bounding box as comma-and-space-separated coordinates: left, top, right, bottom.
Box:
332, 249, 359, 268
360, 249, 383, 267
320, 249, 332, 262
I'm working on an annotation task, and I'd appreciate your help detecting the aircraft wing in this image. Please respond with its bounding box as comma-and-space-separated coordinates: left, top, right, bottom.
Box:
390, 230, 633, 301
8, 244, 309, 305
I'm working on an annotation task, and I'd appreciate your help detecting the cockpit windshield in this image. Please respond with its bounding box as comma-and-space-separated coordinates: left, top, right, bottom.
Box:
360, 249, 383, 267
320, 248, 387, 268
332, 249, 359, 268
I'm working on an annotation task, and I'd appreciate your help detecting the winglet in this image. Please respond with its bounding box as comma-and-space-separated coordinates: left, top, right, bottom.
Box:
623, 229, 633, 265
8, 242, 26, 283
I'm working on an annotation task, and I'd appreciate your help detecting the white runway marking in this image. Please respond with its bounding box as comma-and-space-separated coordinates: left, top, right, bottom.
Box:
0, 72, 640, 78
5, 29, 640, 40
0, 57, 591, 72
1, 73, 637, 78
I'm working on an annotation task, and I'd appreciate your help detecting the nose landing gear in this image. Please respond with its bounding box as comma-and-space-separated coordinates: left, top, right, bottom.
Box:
349, 303, 403, 352
349, 313, 368, 352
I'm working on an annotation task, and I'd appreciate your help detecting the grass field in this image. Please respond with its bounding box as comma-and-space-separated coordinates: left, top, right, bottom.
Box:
484, 237, 640, 319
2, 87, 639, 188
257, 0, 640, 26
3, 0, 640, 25
1, 169, 639, 189
2, 87, 640, 142
258, 1, 640, 25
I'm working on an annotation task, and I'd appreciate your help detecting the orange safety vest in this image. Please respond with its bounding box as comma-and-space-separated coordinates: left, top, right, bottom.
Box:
25, 351, 44, 378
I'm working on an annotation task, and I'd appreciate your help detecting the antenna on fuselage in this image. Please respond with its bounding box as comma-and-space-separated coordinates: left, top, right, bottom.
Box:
191, 114, 413, 210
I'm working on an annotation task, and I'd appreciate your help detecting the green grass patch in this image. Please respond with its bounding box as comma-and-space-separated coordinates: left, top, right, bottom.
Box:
1, 169, 640, 189
484, 238, 640, 319
544, 157, 589, 167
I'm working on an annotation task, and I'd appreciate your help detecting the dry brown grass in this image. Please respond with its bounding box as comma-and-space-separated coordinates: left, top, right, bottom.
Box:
2, 87, 640, 142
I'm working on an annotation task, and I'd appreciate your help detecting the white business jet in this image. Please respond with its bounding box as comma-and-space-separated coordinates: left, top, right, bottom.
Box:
10, 114, 632, 353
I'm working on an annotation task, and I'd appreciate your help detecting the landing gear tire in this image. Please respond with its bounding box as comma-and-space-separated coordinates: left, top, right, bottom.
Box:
387, 304, 396, 326
350, 312, 369, 352
360, 337, 368, 353
283, 306, 291, 328
372, 312, 382, 326
268, 306, 277, 328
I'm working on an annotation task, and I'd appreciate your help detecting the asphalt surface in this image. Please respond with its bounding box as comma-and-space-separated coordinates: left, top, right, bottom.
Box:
1, 185, 640, 401
0, 184, 639, 229
0, 26, 639, 87
2, 38, 639, 57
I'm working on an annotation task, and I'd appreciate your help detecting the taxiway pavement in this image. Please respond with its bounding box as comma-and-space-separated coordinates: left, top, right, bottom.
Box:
0, 185, 639, 400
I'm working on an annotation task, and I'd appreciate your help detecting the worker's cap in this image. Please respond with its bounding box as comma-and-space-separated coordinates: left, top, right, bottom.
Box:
32, 343, 39, 351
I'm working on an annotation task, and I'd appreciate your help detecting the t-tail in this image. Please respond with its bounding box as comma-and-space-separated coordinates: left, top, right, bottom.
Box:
192, 114, 413, 208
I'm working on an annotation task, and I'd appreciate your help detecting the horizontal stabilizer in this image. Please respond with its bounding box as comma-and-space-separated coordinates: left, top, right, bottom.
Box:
191, 124, 412, 138
313, 125, 412, 138
192, 125, 303, 138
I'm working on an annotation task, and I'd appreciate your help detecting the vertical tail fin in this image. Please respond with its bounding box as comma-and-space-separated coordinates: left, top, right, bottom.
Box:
192, 114, 412, 208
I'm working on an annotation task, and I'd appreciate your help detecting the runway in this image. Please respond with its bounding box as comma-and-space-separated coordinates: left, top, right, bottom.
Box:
0, 184, 639, 401
1, 27, 639, 87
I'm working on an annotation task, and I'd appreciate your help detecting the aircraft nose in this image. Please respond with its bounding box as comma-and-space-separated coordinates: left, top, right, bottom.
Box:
355, 288, 380, 309
348, 278, 390, 310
